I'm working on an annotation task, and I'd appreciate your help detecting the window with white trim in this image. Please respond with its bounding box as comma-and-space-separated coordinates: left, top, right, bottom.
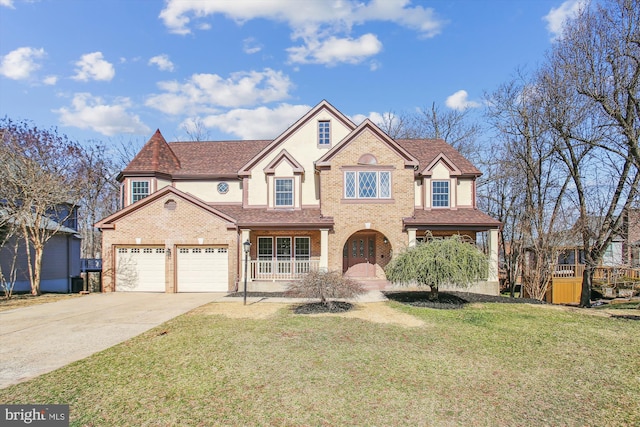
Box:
432, 181, 449, 207
318, 121, 330, 145
344, 171, 391, 199
275, 178, 293, 207
131, 181, 149, 203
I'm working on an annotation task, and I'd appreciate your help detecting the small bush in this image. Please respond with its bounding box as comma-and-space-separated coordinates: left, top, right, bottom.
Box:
285, 270, 366, 306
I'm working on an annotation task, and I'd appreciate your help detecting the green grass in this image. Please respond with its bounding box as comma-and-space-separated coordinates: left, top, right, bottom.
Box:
1, 302, 639, 426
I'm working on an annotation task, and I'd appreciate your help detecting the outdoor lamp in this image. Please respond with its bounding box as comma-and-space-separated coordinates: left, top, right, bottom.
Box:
243, 240, 251, 305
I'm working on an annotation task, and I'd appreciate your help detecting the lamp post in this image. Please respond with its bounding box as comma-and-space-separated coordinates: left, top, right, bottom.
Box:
243, 240, 251, 305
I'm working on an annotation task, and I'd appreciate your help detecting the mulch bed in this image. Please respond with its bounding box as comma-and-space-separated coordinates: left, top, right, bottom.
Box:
227, 290, 546, 311
383, 291, 546, 309
292, 301, 354, 314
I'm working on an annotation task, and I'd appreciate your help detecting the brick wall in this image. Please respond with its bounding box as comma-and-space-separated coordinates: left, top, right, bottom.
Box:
101, 193, 238, 292
320, 129, 415, 275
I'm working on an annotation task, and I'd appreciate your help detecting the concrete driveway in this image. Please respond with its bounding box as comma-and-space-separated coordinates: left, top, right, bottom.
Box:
0, 292, 227, 389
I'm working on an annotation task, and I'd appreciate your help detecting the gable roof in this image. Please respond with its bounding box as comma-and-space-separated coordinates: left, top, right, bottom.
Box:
315, 119, 419, 168
396, 139, 481, 177
263, 149, 305, 175
117, 104, 482, 181
238, 100, 356, 176
95, 186, 236, 229
120, 129, 181, 178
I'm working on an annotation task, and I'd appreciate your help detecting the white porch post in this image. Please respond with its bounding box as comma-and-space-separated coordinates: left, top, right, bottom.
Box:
488, 228, 499, 282
407, 228, 417, 248
240, 229, 251, 288
319, 229, 329, 272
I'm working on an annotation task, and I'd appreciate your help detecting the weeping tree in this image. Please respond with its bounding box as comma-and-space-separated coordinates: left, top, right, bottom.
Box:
385, 234, 489, 301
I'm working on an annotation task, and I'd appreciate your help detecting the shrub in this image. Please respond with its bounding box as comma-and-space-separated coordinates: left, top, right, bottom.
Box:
285, 270, 366, 306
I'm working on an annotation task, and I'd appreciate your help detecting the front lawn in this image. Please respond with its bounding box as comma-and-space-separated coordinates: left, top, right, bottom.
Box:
1, 301, 638, 426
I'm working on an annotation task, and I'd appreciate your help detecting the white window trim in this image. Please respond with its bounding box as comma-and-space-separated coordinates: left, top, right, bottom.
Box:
274, 177, 294, 207
130, 180, 150, 204
318, 120, 331, 147
431, 180, 450, 208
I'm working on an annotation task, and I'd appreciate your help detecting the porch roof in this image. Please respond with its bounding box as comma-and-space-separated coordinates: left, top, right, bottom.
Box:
211, 205, 334, 229
404, 208, 501, 230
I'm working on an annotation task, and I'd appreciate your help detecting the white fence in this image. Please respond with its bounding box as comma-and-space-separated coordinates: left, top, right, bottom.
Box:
249, 259, 320, 281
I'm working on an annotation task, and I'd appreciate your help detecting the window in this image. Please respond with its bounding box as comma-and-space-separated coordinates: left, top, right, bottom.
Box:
275, 178, 293, 207
432, 181, 449, 207
131, 181, 149, 203
295, 237, 310, 273
217, 182, 229, 194
344, 171, 391, 199
318, 121, 330, 145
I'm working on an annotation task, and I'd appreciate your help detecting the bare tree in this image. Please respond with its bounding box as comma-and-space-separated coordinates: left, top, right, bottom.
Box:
484, 76, 573, 300
0, 118, 83, 295
181, 117, 212, 142
543, 0, 640, 307
76, 142, 120, 258
373, 103, 481, 158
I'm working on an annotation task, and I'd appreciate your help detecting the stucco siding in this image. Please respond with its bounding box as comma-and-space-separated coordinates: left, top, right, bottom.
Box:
246, 110, 352, 207
175, 180, 242, 203
457, 179, 473, 207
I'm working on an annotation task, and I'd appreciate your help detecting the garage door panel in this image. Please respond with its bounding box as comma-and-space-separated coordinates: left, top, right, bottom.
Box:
116, 247, 165, 292
177, 247, 228, 292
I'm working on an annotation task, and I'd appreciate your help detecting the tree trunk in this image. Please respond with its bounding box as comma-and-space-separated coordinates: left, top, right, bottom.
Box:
579, 265, 593, 308
428, 285, 439, 301
31, 244, 43, 296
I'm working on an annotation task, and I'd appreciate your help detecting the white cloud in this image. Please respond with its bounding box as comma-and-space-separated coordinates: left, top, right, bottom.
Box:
159, 0, 444, 66
350, 111, 385, 125
243, 37, 262, 54
72, 52, 115, 81
43, 75, 57, 85
287, 33, 382, 66
148, 54, 175, 72
194, 103, 311, 139
54, 93, 150, 136
0, 0, 15, 8
145, 68, 293, 115
544, 0, 586, 39
0, 47, 45, 80
445, 90, 480, 111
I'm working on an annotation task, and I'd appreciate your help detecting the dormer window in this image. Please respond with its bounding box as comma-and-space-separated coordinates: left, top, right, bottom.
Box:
318, 121, 330, 146
432, 180, 449, 207
131, 180, 149, 203
275, 178, 294, 207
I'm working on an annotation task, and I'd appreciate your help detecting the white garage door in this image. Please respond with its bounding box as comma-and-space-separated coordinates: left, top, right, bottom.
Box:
116, 247, 165, 292
177, 247, 228, 292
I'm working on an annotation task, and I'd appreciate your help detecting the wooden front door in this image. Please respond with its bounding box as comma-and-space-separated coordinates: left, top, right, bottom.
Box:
343, 234, 376, 276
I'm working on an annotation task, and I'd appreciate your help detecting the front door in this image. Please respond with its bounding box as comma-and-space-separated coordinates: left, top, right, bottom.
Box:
343, 234, 376, 276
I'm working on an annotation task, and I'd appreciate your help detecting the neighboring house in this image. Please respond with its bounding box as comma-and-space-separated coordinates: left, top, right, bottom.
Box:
623, 208, 640, 268
0, 204, 81, 293
96, 101, 501, 294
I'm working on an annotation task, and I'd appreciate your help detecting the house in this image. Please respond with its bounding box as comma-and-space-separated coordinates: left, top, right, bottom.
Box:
0, 204, 81, 293
96, 101, 501, 294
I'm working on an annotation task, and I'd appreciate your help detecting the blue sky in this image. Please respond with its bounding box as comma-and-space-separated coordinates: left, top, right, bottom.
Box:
0, 0, 586, 145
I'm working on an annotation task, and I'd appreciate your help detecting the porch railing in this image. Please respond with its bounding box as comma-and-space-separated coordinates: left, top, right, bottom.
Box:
552, 264, 585, 278
552, 264, 640, 282
249, 259, 320, 281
